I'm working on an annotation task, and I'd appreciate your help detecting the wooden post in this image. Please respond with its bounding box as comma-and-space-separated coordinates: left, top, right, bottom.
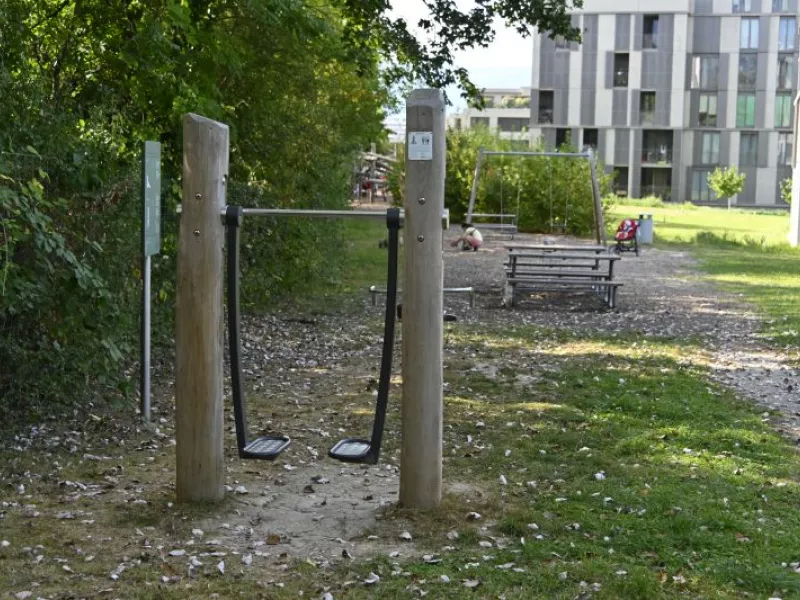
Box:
175, 114, 229, 503
400, 89, 445, 510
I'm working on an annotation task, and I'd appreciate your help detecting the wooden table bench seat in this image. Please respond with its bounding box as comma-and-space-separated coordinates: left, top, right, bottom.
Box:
503, 248, 622, 309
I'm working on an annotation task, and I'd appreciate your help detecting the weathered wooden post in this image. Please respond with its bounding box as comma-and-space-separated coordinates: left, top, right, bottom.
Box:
400, 89, 445, 509
175, 114, 228, 502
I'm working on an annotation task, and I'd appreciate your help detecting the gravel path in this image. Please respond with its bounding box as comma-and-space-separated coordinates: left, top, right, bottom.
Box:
442, 226, 800, 443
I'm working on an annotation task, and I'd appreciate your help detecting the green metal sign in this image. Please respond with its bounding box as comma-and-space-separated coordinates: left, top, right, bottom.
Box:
143, 141, 161, 257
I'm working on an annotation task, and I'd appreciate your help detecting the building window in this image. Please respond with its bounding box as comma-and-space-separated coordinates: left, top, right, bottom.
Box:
740, 17, 759, 49
776, 94, 793, 128
738, 54, 757, 88
470, 117, 490, 128
733, 0, 752, 12
498, 117, 530, 133
740, 133, 758, 166
614, 167, 629, 196
779, 17, 796, 51
556, 128, 571, 148
701, 133, 720, 164
736, 93, 756, 127
538, 91, 554, 124
773, 0, 790, 12
614, 53, 629, 87
692, 56, 719, 89
640, 92, 656, 125
778, 133, 793, 165
583, 128, 599, 150
692, 170, 714, 202
699, 94, 718, 126
778, 55, 795, 89
454, 118, 462, 130
643, 15, 659, 49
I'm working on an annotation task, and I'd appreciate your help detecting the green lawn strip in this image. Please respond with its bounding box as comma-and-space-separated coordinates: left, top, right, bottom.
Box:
321, 331, 800, 599
691, 246, 800, 348
608, 204, 800, 349
608, 203, 791, 247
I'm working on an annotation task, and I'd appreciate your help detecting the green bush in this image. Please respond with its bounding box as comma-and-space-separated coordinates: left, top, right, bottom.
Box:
0, 0, 386, 415
439, 128, 612, 236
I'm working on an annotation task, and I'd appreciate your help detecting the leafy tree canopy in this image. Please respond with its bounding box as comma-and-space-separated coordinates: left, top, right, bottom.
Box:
339, 0, 583, 103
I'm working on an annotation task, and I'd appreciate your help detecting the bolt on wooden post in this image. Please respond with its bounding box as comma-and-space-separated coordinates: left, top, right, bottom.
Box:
400, 89, 445, 510
175, 114, 229, 502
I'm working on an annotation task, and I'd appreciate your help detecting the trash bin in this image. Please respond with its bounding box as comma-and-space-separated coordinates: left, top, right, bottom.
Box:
638, 213, 654, 244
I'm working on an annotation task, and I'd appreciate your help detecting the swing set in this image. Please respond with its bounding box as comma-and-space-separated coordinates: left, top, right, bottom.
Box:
466, 147, 606, 244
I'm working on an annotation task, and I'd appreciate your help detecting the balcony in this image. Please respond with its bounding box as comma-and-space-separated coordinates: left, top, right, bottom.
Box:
538, 109, 553, 124
641, 147, 672, 165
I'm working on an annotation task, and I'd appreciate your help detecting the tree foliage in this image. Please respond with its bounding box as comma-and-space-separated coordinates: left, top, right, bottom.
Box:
780, 177, 793, 205
341, 0, 583, 103
434, 127, 612, 236
0, 0, 387, 411
708, 167, 746, 208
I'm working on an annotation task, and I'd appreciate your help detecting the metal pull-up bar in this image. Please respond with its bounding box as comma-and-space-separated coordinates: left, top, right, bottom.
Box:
176, 205, 451, 230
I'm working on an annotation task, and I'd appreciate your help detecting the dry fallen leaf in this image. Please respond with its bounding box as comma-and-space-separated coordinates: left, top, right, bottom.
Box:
463, 579, 480, 589
364, 572, 380, 585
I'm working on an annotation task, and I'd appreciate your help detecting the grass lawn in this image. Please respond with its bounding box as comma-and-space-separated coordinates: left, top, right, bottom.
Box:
2, 329, 799, 599
609, 203, 800, 348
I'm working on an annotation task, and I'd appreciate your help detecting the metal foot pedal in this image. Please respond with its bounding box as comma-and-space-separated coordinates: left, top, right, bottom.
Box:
329, 438, 376, 464
241, 435, 290, 460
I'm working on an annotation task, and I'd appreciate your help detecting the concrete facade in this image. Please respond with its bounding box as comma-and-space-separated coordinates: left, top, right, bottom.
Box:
531, 0, 799, 205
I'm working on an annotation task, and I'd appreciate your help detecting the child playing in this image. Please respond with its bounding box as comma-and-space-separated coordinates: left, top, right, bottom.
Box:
451, 222, 483, 251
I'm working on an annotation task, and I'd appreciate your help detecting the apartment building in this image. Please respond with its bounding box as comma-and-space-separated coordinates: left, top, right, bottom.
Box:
529, 0, 799, 205
447, 88, 532, 144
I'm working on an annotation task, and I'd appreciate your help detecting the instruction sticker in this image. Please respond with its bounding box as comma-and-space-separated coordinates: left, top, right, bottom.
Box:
408, 132, 433, 160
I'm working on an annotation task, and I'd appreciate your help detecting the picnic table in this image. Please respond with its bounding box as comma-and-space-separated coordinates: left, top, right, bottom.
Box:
504, 244, 609, 253
503, 248, 622, 309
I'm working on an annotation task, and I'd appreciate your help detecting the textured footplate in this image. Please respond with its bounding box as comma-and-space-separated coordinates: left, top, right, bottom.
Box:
329, 438, 375, 464
241, 436, 290, 460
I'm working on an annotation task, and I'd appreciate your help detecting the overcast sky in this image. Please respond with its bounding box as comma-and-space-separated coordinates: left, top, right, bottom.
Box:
388, 0, 533, 110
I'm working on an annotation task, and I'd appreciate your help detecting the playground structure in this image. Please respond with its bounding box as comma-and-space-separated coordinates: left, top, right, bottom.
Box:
466, 148, 606, 245
176, 91, 446, 509
354, 144, 396, 203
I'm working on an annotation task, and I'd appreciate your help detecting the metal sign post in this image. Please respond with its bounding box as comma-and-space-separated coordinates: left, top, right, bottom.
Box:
141, 141, 161, 422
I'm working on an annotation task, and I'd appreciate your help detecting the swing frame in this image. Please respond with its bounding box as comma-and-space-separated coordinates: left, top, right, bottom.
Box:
465, 147, 606, 245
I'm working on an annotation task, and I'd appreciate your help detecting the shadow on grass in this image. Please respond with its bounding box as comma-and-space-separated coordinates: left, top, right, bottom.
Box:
425, 338, 800, 599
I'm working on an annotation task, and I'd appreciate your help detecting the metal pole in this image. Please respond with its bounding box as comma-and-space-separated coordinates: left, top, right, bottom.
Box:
466, 147, 484, 223
588, 149, 607, 245
141, 255, 151, 422
400, 89, 445, 510
177, 206, 451, 229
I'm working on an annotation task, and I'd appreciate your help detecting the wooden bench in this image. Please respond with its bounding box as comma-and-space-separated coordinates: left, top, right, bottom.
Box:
471, 213, 518, 237
505, 243, 609, 255
505, 278, 623, 308
503, 251, 621, 308
369, 285, 475, 308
